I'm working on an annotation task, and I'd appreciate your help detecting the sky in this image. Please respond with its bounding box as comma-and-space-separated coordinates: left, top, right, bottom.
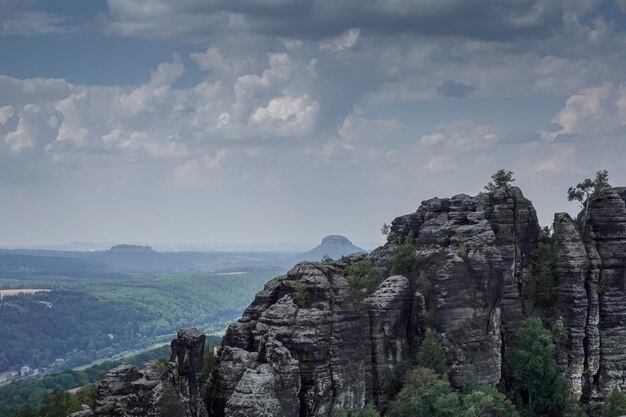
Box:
1, 0, 626, 250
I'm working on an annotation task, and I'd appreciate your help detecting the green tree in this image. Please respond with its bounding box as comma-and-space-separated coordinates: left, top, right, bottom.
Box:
514, 317, 568, 415
604, 388, 626, 417
344, 261, 380, 293
485, 169, 515, 192
39, 389, 72, 417
417, 331, 447, 375
357, 404, 380, 417
388, 367, 461, 417
567, 170, 611, 230
393, 234, 416, 275
460, 385, 520, 417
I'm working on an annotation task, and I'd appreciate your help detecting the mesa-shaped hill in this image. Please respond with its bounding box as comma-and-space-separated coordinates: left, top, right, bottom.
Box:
291, 235, 365, 263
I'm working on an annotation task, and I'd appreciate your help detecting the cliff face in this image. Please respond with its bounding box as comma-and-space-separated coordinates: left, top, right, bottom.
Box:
205, 187, 542, 416
84, 186, 626, 417
553, 188, 626, 413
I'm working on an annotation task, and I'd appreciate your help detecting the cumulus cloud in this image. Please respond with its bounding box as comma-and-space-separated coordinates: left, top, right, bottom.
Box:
251, 95, 319, 137
543, 83, 626, 139
4, 104, 57, 152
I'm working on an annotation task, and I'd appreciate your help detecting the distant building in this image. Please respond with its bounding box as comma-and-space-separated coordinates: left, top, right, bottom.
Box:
107, 333, 114, 340
10, 371, 18, 377
32, 369, 39, 376
0, 376, 7, 383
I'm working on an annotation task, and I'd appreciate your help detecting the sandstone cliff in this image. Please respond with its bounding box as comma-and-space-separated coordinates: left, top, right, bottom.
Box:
83, 186, 626, 417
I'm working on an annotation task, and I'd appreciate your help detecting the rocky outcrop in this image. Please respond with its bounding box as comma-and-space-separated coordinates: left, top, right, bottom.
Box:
206, 262, 373, 417
206, 187, 541, 416
550, 188, 626, 413
80, 328, 207, 417
171, 328, 208, 417
81, 186, 626, 417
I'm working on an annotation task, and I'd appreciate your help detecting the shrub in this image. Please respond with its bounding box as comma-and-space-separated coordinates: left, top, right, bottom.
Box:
604, 389, 626, 417
344, 261, 379, 293
292, 282, 308, 307
417, 331, 447, 375
392, 235, 416, 275
156, 358, 169, 376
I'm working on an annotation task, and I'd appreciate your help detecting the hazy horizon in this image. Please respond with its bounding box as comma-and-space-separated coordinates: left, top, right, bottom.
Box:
2, 1, 626, 246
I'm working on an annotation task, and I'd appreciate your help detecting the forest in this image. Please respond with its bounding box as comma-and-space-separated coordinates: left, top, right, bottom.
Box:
0, 269, 278, 371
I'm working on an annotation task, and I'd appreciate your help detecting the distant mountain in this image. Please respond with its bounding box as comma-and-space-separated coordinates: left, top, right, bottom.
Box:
292, 235, 365, 263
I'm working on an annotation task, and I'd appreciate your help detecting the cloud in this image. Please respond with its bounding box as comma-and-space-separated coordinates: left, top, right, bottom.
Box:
4, 104, 57, 152
0, 11, 69, 36
436, 80, 477, 98
542, 83, 626, 139
98, 0, 602, 44
320, 29, 360, 53
251, 95, 319, 137
419, 120, 499, 150
0, 105, 13, 124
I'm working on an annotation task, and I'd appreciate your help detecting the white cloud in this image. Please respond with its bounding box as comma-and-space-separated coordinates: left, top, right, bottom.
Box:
190, 47, 256, 78
0, 105, 13, 124
320, 29, 360, 53
4, 104, 56, 152
250, 95, 319, 137
543, 83, 626, 139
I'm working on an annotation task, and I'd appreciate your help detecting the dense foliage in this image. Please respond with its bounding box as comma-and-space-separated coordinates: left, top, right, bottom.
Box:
0, 270, 277, 371
388, 367, 519, 417
392, 234, 416, 275
417, 331, 447, 375
514, 317, 569, 416
344, 261, 379, 293
604, 389, 626, 417
530, 226, 557, 310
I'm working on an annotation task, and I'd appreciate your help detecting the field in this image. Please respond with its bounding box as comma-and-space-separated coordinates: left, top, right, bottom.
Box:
0, 289, 51, 299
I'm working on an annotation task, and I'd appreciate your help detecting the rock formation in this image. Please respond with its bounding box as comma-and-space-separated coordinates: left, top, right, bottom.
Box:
71, 328, 208, 417
206, 187, 542, 416
82, 186, 626, 417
